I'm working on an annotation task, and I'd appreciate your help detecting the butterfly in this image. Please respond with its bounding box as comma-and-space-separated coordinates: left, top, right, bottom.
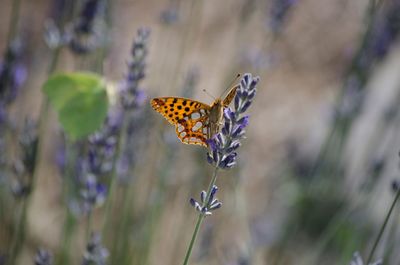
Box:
150, 78, 240, 147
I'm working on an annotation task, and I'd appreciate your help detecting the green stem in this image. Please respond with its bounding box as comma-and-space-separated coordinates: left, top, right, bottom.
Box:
57, 210, 76, 265
86, 212, 93, 241
182, 214, 204, 265
4, 0, 23, 259
182, 167, 219, 265
8, 198, 27, 264
366, 187, 400, 264
101, 112, 130, 236
7, 27, 63, 265
111, 182, 135, 265
56, 139, 78, 265
6, 0, 21, 47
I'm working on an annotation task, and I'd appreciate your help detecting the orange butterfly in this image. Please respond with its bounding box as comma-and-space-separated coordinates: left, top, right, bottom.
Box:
151, 78, 239, 147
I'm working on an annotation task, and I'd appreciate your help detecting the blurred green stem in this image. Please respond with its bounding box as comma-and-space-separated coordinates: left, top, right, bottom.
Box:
4, 0, 23, 259
56, 139, 78, 265
101, 111, 130, 237
382, 205, 400, 263
182, 167, 219, 265
8, 199, 27, 264
111, 176, 136, 265
309, 0, 382, 181
86, 212, 93, 241
6, 0, 21, 47
366, 187, 400, 264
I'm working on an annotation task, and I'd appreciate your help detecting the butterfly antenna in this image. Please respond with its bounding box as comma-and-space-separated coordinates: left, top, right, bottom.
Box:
219, 73, 242, 98
202, 89, 216, 100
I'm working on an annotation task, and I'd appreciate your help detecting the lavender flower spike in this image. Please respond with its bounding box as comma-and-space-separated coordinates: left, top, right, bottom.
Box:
190, 185, 222, 216
207, 73, 259, 169
34, 249, 53, 265
120, 27, 150, 110
66, 0, 105, 54
82, 233, 109, 265
349, 252, 382, 265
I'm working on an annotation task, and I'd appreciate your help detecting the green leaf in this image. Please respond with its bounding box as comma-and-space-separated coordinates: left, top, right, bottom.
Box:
43, 72, 109, 140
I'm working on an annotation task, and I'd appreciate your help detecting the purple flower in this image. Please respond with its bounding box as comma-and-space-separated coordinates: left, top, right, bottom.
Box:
160, 6, 179, 25
65, 0, 105, 55
114, 28, 151, 183
82, 233, 109, 265
268, 0, 298, 33
8, 118, 37, 199
0, 40, 26, 105
349, 252, 381, 265
34, 249, 53, 265
80, 174, 107, 209
63, 106, 123, 215
190, 185, 222, 216
120, 28, 150, 110
207, 73, 259, 169
370, 2, 400, 60
391, 179, 400, 193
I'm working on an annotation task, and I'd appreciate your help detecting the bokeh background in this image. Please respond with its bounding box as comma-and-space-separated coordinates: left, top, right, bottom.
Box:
1, 0, 400, 264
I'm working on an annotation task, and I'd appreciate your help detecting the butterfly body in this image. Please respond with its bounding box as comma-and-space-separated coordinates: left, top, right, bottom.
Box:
151, 85, 237, 147
208, 99, 224, 140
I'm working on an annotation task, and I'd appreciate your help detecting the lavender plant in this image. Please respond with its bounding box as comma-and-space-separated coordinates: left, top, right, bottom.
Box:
0, 40, 28, 199
183, 73, 259, 265
101, 28, 150, 264
0, 40, 27, 107
114, 27, 150, 185
66, 0, 106, 55
350, 252, 381, 265
363, 176, 400, 265
82, 233, 109, 265
206, 73, 259, 169
34, 249, 53, 265
11, 118, 38, 198
69, 111, 122, 216
44, 0, 106, 55
267, 0, 298, 34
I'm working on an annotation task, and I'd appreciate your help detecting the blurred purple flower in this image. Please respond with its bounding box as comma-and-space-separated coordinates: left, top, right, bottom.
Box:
34, 249, 53, 265
336, 1, 400, 121
88, 108, 122, 175
71, 110, 123, 214
120, 27, 150, 110
65, 0, 106, 55
160, 6, 179, 25
79, 173, 107, 213
19, 118, 38, 175
391, 179, 400, 193
349, 252, 381, 265
0, 40, 27, 105
370, 2, 400, 60
207, 73, 259, 169
0, 40, 26, 186
82, 233, 109, 265
268, 0, 298, 33
115, 28, 151, 183
10, 118, 37, 199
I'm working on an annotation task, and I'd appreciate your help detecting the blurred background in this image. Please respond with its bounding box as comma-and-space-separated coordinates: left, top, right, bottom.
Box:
1, 0, 400, 264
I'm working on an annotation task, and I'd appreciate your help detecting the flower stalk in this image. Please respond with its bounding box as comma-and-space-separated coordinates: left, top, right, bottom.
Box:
183, 167, 219, 265
365, 184, 400, 264
182, 73, 259, 265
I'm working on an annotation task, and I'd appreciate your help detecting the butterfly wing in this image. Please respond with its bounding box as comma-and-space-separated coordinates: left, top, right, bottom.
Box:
151, 97, 211, 147
222, 85, 238, 106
